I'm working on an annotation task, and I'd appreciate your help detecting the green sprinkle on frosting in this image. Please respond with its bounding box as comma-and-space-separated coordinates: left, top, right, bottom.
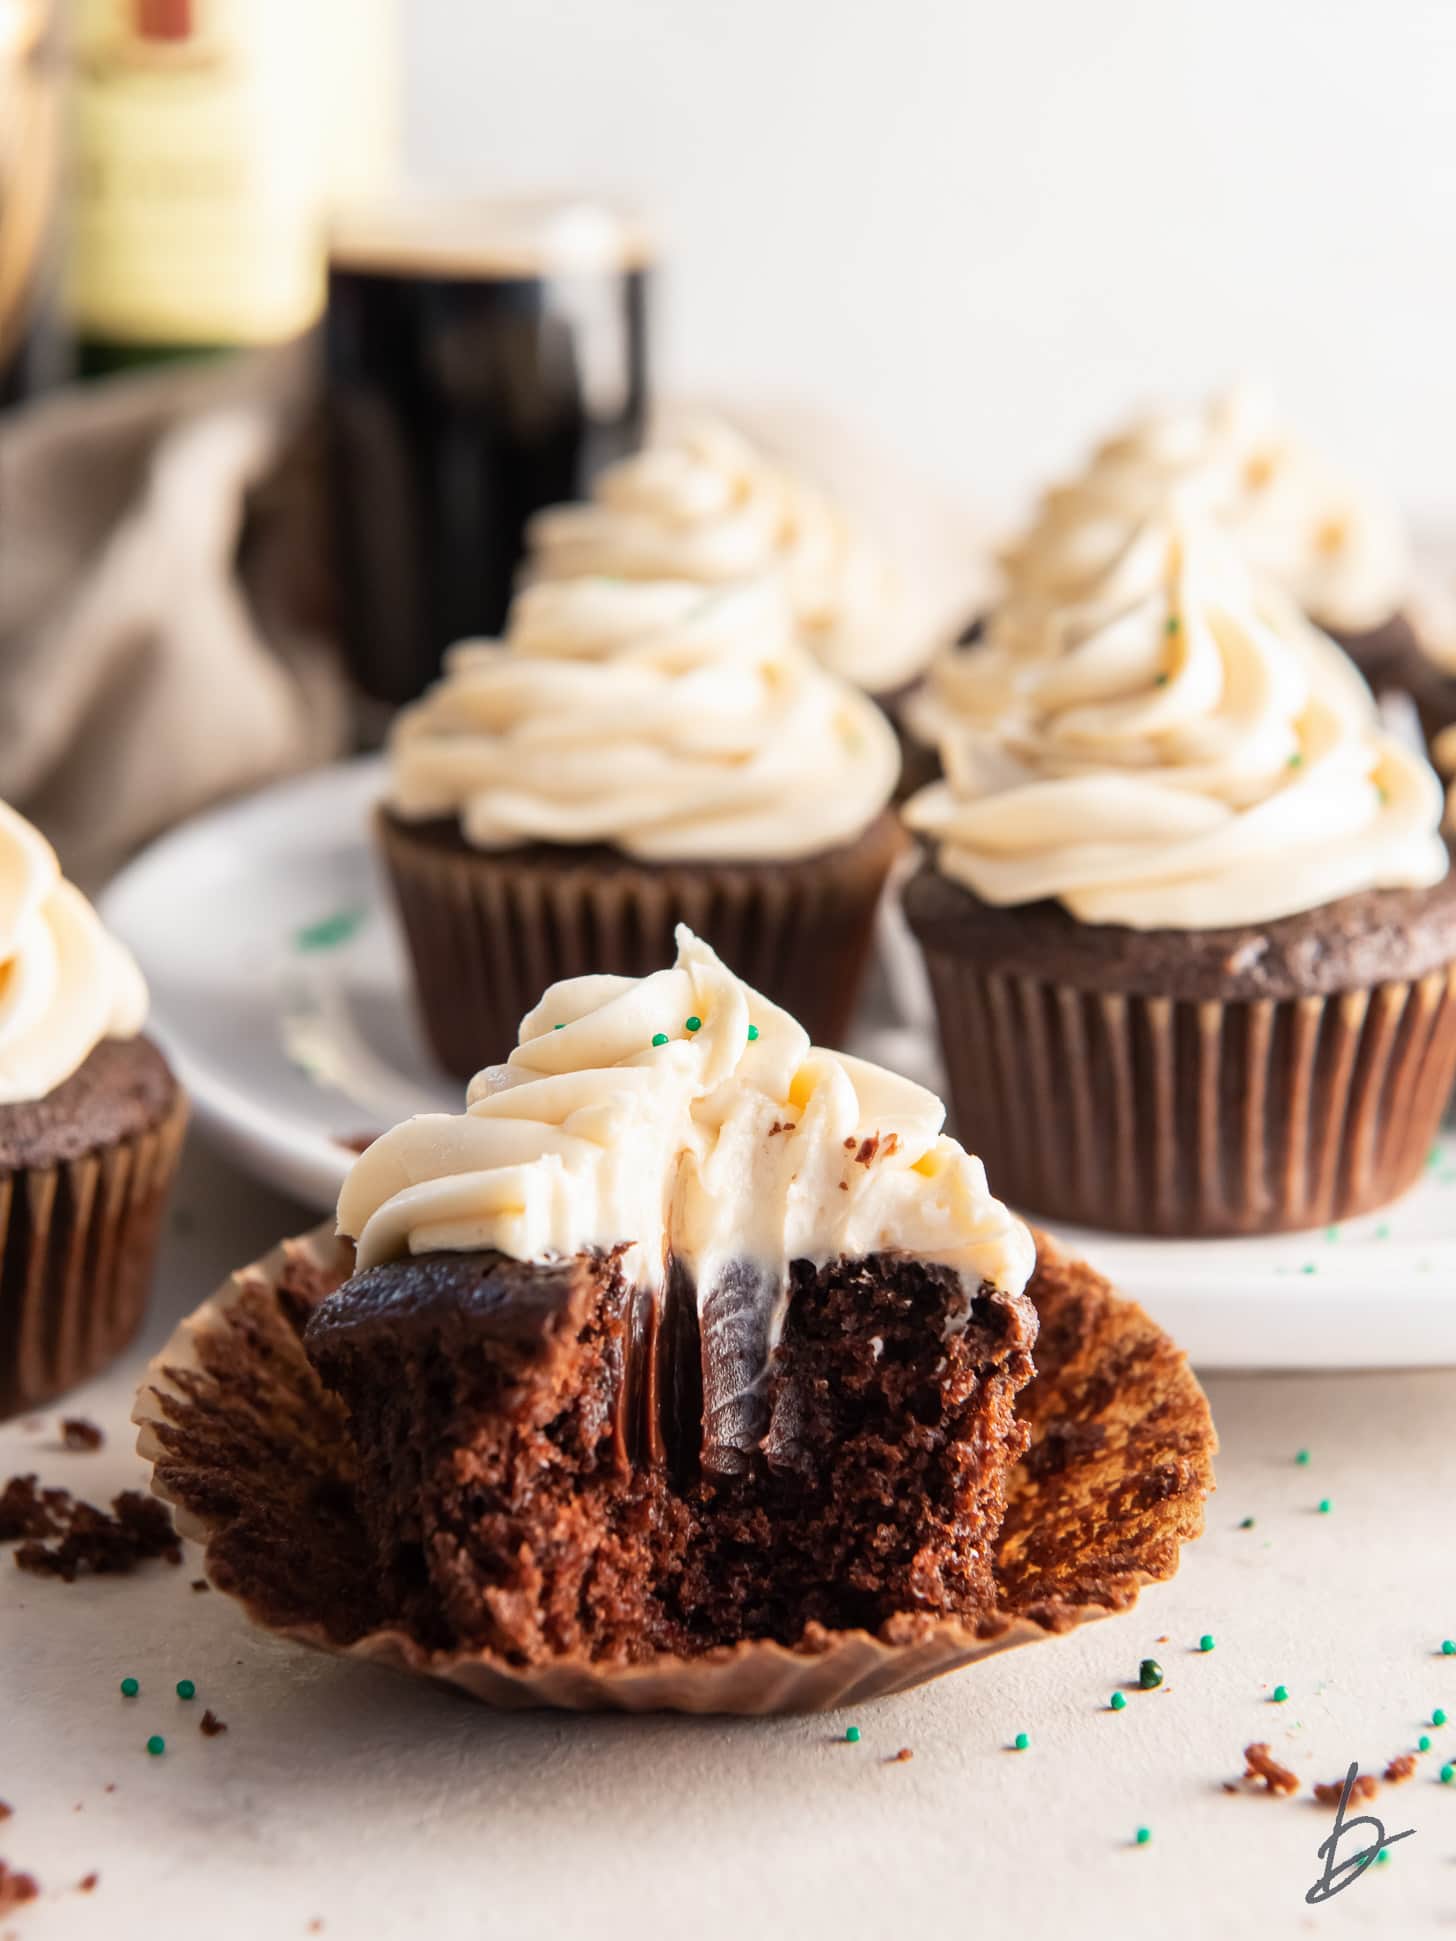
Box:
685, 1016, 702, 1034
747, 1025, 759, 1041
1165, 616, 1179, 634
651, 1033, 668, 1048
1154, 673, 1169, 686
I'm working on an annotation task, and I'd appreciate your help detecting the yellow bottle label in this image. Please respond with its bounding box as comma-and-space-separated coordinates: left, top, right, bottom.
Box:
66, 0, 395, 346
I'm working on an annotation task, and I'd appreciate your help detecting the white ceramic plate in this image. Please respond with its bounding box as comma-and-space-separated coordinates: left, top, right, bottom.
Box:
101, 757, 1456, 1370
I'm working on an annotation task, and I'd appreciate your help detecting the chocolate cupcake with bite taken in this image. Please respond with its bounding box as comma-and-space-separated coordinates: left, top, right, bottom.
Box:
0, 802, 186, 1416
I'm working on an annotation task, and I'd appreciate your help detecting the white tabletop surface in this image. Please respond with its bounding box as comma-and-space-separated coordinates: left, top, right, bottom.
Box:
4, 1133, 1456, 1941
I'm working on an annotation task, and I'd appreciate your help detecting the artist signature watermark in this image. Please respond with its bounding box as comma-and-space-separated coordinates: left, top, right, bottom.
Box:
1305, 1763, 1415, 1903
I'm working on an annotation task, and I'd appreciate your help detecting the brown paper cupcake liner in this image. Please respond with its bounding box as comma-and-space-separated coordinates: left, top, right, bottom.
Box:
2, 1090, 188, 1418
131, 1223, 1214, 1714
918, 949, 1456, 1236
378, 808, 906, 1075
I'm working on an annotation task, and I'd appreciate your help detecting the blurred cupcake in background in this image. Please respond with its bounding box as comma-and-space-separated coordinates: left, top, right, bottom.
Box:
0, 802, 186, 1417
526, 415, 945, 716
378, 576, 904, 1077
902, 517, 1456, 1238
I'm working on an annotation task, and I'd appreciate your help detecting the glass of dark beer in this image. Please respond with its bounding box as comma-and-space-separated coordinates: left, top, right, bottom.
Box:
325, 196, 652, 706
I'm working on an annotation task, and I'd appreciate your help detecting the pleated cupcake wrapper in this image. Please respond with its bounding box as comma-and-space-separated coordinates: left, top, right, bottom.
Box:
132, 1223, 1215, 1714
919, 950, 1456, 1237
379, 810, 905, 1077
1, 1092, 189, 1418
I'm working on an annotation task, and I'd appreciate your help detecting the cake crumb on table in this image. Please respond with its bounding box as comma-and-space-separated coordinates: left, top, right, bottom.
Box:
1313, 1773, 1378, 1806
9, 1486, 181, 1581
59, 1420, 103, 1452
77, 1874, 99, 1893
191, 1580, 210, 1593
1243, 1743, 1300, 1795
199, 1710, 228, 1738
0, 1864, 38, 1915
1384, 1754, 1418, 1784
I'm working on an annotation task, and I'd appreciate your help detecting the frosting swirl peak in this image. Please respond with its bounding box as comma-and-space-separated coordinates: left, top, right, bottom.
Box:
905, 521, 1447, 931
388, 577, 899, 862
339, 928, 1035, 1335
526, 417, 930, 692
0, 801, 148, 1104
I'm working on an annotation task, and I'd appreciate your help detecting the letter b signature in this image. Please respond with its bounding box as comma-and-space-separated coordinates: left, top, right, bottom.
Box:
1306, 1763, 1415, 1903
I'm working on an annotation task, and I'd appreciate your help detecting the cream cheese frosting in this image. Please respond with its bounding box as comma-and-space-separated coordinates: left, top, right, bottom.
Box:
0, 801, 148, 1105
1000, 385, 1412, 636
387, 576, 900, 862
525, 417, 932, 693
338, 926, 1035, 1333
904, 520, 1448, 931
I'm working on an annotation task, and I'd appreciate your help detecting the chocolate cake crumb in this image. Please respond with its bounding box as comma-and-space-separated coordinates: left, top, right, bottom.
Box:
13, 1488, 181, 1581
191, 1579, 210, 1593
60, 1420, 103, 1452
1243, 1743, 1299, 1795
0, 1865, 38, 1914
854, 1136, 880, 1165
199, 1710, 227, 1737
1385, 1754, 1418, 1784
1220, 1781, 1239, 1795
766, 1121, 795, 1137
0, 1805, 9, 1822
78, 1874, 98, 1893
1313, 1773, 1378, 1807
0, 1477, 61, 1542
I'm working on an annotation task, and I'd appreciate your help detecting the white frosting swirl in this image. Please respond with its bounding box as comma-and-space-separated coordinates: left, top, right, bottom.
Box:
0, 801, 148, 1105
339, 927, 1034, 1340
904, 521, 1447, 931
1001, 386, 1412, 634
388, 577, 900, 862
526, 417, 931, 692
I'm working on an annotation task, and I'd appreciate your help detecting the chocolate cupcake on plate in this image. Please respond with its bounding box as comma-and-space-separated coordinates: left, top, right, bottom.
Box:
903, 518, 1456, 1238
0, 801, 187, 1416
526, 415, 943, 724
379, 575, 903, 1075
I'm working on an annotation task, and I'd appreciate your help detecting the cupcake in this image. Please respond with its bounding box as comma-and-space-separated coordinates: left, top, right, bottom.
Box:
963, 385, 1418, 688
904, 519, 1456, 1238
0, 802, 186, 1416
525, 415, 941, 704
378, 575, 904, 1076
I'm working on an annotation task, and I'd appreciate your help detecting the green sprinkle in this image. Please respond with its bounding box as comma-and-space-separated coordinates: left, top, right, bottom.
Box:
1153, 672, 1169, 686
1376, 1223, 1391, 1240
1377, 786, 1389, 805
845, 1725, 861, 1743
176, 1679, 196, 1701
651, 1033, 668, 1048
1435, 1709, 1448, 1727
1013, 1731, 1030, 1751
1165, 616, 1179, 635
1135, 1827, 1152, 1846
747, 1025, 759, 1042
685, 1016, 702, 1034
1324, 1226, 1340, 1243
294, 907, 366, 954
1239, 1516, 1256, 1530
1442, 1764, 1454, 1783
1375, 1848, 1391, 1865
1199, 1635, 1216, 1653
1110, 1692, 1127, 1711
1443, 1640, 1455, 1657
1295, 1450, 1311, 1466
1419, 1735, 1432, 1752
1138, 1659, 1163, 1691
554, 1022, 565, 1030
1287, 753, 1304, 769
146, 1735, 165, 1757
1273, 1684, 1289, 1703
1301, 1263, 1317, 1275
120, 1677, 139, 1698
1318, 1499, 1332, 1514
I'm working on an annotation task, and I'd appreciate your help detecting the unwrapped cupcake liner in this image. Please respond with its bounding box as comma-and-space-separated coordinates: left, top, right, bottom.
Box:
1, 1090, 188, 1418
132, 1223, 1215, 1714
378, 809, 906, 1075
918, 949, 1456, 1236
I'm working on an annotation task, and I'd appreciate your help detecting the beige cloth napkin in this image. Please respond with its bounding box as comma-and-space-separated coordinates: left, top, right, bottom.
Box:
0, 347, 347, 887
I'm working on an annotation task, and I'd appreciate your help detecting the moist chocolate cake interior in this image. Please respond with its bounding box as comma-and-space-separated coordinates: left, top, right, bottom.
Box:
303, 1248, 1034, 1664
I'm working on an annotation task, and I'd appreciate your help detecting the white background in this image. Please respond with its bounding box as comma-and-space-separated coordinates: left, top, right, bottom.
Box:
401, 0, 1456, 530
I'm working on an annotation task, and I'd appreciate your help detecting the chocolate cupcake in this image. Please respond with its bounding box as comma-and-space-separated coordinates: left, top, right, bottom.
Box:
904, 520, 1456, 1238
525, 415, 941, 703
0, 802, 186, 1416
380, 577, 904, 1073
307, 926, 1041, 1664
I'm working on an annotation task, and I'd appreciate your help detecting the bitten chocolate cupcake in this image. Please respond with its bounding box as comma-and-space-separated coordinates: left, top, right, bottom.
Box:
904, 519, 1456, 1238
948, 385, 1419, 690
307, 926, 1038, 1662
0, 802, 186, 1416
525, 415, 941, 704
379, 576, 904, 1075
